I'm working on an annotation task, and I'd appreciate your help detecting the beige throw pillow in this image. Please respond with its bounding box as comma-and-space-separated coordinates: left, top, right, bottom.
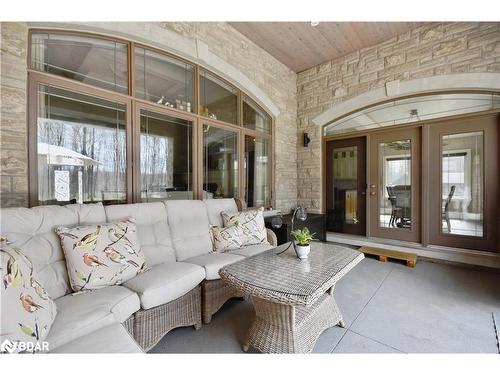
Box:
0, 243, 57, 353
210, 225, 243, 253
55, 218, 146, 292
221, 207, 268, 246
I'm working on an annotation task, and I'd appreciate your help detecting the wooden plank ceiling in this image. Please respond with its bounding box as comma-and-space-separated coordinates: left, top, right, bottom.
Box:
229, 22, 424, 73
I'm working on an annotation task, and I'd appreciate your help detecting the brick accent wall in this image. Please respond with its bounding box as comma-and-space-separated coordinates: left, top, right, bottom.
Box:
0, 22, 29, 207
296, 22, 500, 212
0, 22, 298, 211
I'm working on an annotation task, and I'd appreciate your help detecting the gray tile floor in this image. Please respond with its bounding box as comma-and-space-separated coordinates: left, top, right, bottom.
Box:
150, 257, 500, 354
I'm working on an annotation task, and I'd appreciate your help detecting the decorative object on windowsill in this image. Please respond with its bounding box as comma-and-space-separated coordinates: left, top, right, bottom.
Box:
156, 96, 165, 105
290, 227, 316, 259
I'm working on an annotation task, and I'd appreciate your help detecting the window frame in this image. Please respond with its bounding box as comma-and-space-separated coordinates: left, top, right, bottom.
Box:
27, 29, 274, 208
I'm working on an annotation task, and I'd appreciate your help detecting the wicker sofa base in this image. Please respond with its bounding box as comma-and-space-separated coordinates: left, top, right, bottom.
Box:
132, 285, 202, 351
202, 279, 244, 324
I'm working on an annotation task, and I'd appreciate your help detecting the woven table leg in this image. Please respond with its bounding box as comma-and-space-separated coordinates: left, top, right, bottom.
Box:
202, 279, 244, 324
244, 293, 343, 353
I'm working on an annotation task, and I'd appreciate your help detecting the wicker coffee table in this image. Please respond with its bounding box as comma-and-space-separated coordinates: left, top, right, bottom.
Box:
219, 242, 364, 353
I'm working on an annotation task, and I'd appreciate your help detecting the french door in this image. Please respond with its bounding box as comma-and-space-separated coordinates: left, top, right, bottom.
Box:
427, 114, 499, 251
325, 137, 366, 235
368, 128, 421, 242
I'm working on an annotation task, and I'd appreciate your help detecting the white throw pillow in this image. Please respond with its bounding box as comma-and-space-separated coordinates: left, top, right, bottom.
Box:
210, 225, 243, 253
221, 207, 268, 246
55, 218, 146, 292
0, 242, 57, 353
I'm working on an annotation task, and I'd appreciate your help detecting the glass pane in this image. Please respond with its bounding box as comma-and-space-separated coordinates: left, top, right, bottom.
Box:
332, 146, 358, 225
31, 33, 128, 94
37, 84, 127, 205
203, 125, 238, 199
442, 132, 483, 237
199, 70, 238, 125
243, 97, 271, 133
140, 111, 192, 202
244, 136, 271, 207
135, 47, 195, 113
325, 93, 500, 136
379, 140, 411, 229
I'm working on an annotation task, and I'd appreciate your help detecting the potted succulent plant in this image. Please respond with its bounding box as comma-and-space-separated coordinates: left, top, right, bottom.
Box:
290, 227, 316, 259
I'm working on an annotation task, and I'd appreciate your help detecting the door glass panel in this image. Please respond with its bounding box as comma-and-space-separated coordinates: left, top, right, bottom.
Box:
442, 132, 483, 236
199, 70, 238, 125
379, 140, 411, 229
332, 146, 358, 224
203, 125, 238, 199
31, 33, 128, 94
135, 47, 195, 113
244, 136, 271, 207
140, 110, 192, 201
37, 84, 127, 205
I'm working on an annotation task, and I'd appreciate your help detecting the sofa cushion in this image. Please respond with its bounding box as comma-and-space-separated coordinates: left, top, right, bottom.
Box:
230, 243, 274, 257
204, 198, 238, 227
123, 262, 205, 309
105, 202, 176, 266
0, 203, 106, 299
210, 224, 243, 253
56, 219, 146, 292
1, 243, 57, 353
221, 207, 268, 246
45, 285, 140, 350
165, 200, 213, 261
50, 323, 143, 353
184, 253, 244, 280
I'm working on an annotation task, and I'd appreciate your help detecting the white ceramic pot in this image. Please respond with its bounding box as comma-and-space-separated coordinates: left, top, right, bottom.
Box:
295, 244, 311, 259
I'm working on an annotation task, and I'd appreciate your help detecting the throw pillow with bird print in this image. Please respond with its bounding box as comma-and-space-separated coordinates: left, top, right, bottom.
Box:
55, 218, 147, 292
1, 242, 57, 353
221, 207, 269, 246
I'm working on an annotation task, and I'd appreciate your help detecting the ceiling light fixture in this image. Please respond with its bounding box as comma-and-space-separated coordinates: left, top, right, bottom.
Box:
310, 21, 320, 27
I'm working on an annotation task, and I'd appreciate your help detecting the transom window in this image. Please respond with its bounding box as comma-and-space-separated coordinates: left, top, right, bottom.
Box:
29, 31, 273, 208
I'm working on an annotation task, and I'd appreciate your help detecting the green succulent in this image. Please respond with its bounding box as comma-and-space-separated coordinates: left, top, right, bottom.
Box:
290, 227, 316, 246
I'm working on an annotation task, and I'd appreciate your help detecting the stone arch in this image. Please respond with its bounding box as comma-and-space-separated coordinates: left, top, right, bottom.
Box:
312, 73, 500, 127
28, 22, 281, 117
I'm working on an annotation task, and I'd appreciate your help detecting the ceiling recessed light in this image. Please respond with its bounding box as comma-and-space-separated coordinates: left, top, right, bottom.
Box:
310, 21, 320, 27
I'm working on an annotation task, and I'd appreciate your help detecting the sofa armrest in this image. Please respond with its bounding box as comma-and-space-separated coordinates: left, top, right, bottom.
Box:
266, 228, 278, 246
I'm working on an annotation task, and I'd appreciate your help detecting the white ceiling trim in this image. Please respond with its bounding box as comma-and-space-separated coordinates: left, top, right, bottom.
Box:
312, 73, 500, 127
27, 22, 281, 117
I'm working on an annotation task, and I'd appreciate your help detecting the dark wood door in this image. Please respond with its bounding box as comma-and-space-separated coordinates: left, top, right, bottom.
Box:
427, 114, 499, 252
325, 137, 366, 235
368, 128, 421, 242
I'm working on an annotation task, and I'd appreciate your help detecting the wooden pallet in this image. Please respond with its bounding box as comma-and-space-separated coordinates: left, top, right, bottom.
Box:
359, 246, 417, 268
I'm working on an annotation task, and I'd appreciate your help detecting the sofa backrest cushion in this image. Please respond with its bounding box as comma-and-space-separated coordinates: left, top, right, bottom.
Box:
104, 202, 176, 266
0, 203, 106, 299
204, 198, 238, 227
164, 200, 212, 261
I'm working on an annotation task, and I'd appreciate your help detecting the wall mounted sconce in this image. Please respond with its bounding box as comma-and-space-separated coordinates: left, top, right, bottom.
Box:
303, 132, 310, 147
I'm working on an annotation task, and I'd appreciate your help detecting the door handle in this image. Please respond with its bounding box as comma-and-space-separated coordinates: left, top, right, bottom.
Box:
369, 184, 376, 189
370, 191, 376, 196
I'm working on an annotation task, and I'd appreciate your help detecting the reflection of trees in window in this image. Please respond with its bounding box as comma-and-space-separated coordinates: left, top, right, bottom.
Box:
37, 117, 126, 204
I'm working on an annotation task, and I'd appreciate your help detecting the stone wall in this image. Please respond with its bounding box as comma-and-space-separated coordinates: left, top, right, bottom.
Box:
296, 22, 500, 212
0, 22, 29, 207
0, 22, 298, 211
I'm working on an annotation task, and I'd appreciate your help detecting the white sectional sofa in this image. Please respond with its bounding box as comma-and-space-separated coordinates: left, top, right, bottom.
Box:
0, 198, 276, 353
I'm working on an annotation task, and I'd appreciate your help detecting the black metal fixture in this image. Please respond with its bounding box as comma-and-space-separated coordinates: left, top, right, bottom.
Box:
303, 132, 310, 147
